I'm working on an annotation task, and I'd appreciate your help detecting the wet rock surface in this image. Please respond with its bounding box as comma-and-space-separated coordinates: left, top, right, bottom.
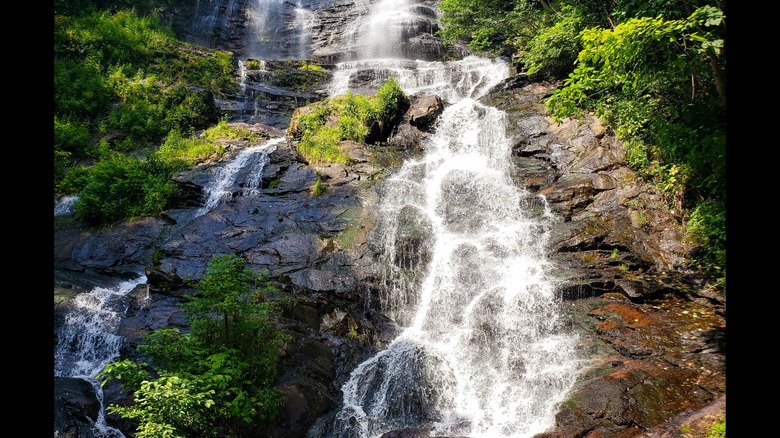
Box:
483, 75, 725, 438
54, 14, 724, 436
54, 73, 725, 437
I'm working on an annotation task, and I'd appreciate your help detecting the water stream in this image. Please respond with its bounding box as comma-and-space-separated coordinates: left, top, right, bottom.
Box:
246, 0, 315, 60
197, 136, 284, 216
321, 1, 581, 437
54, 1, 581, 436
54, 275, 149, 437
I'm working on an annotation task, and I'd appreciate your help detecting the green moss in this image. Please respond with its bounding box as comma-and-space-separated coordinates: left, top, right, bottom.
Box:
288, 78, 407, 165
203, 118, 267, 142
310, 174, 326, 197
558, 393, 582, 410
706, 417, 725, 438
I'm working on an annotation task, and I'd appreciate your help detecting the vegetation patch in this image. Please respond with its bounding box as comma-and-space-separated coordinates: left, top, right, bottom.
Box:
55, 5, 236, 225
288, 77, 407, 165
437, 0, 726, 289
99, 254, 288, 438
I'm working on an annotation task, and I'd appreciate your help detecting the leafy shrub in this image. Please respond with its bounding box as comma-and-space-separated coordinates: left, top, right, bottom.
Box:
439, 0, 535, 54
202, 118, 267, 143
685, 199, 726, 283
520, 5, 583, 79
54, 57, 113, 120
287, 78, 407, 164
72, 153, 184, 224
543, 6, 726, 287
372, 77, 405, 121
100, 255, 286, 437
54, 7, 235, 197
157, 129, 223, 165
298, 126, 349, 164
706, 417, 726, 438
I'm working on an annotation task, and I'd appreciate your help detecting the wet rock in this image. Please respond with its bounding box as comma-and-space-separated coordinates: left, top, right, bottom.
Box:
54, 377, 101, 438
407, 94, 444, 131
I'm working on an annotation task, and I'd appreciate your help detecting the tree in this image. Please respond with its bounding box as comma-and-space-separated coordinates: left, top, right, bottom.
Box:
100, 254, 285, 437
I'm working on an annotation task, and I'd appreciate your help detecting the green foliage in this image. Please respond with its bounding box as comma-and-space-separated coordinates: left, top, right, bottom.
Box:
542, 5, 726, 286
298, 126, 349, 164
54, 57, 113, 120
685, 199, 726, 282
287, 78, 407, 164
271, 62, 329, 91
54, 6, 235, 201
439, 0, 541, 55
373, 77, 405, 121
244, 59, 262, 70
310, 174, 326, 197
157, 129, 224, 166
202, 118, 268, 143
55, 116, 93, 156
107, 374, 216, 438
706, 417, 726, 438
100, 255, 286, 438
520, 5, 584, 79
71, 153, 185, 224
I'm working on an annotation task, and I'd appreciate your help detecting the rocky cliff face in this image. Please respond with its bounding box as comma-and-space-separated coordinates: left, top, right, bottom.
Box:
53, 74, 725, 437
53, 1, 725, 437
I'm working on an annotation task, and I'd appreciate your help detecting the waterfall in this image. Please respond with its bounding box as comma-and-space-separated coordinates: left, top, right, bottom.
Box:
189, 0, 243, 49
339, 0, 439, 61
321, 2, 581, 437
54, 195, 78, 216
197, 136, 284, 216
331, 97, 581, 437
247, 0, 315, 60
55, 275, 149, 438
293, 2, 316, 60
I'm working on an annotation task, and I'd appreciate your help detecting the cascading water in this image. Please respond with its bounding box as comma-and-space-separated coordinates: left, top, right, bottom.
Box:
246, 0, 315, 60
54, 195, 78, 216
320, 2, 582, 437
197, 136, 284, 216
54, 275, 149, 438
339, 0, 439, 61
189, 0, 243, 49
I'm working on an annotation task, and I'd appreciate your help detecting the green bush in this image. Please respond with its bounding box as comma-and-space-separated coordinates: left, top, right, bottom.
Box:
287, 78, 407, 164
157, 129, 224, 165
54, 7, 235, 198
54, 57, 113, 120
542, 6, 726, 287
100, 255, 286, 437
72, 153, 184, 224
520, 5, 583, 79
202, 118, 268, 143
706, 417, 726, 438
685, 199, 726, 283
439, 0, 535, 55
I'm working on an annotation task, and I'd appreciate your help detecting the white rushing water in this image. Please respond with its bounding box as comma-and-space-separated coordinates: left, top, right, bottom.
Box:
323, 2, 582, 437
247, 0, 315, 59
338, 0, 438, 61
55, 275, 149, 437
197, 136, 284, 216
54, 195, 78, 216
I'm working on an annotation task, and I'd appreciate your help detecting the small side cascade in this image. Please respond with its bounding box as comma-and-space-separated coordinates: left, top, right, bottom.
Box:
54, 195, 79, 216
196, 136, 284, 216
55, 275, 149, 438
293, 1, 316, 60
247, 0, 316, 60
